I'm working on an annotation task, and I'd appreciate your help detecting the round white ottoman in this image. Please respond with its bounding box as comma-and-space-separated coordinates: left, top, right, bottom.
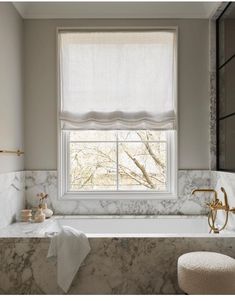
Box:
178, 251, 235, 294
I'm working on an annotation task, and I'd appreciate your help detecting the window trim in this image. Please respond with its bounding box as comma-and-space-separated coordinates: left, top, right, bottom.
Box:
57, 26, 178, 201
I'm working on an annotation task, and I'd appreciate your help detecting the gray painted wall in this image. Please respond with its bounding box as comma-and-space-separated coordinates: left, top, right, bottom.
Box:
0, 3, 24, 173
23, 19, 210, 170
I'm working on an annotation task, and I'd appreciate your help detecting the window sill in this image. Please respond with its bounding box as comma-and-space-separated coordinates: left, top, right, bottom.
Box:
59, 191, 178, 201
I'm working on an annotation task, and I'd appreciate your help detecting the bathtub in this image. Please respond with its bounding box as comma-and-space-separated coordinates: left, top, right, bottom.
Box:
0, 215, 235, 238
45, 215, 213, 237
1, 215, 235, 294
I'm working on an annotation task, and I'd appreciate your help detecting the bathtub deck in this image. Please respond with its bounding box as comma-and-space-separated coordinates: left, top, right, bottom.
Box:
1, 215, 234, 238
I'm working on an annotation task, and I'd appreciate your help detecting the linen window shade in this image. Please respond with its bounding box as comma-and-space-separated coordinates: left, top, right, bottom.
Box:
59, 30, 176, 130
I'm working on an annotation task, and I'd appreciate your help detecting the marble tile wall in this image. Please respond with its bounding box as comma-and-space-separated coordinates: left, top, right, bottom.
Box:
0, 236, 235, 294
0, 171, 25, 228
25, 170, 211, 215
0, 170, 234, 226
211, 171, 235, 230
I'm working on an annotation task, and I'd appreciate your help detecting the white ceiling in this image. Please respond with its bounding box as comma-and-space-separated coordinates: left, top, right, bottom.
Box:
13, 2, 222, 19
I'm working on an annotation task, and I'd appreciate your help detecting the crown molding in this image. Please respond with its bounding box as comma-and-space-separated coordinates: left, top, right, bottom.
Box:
12, 2, 222, 19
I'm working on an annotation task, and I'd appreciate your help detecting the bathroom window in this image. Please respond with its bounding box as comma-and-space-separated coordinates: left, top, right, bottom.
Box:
58, 29, 177, 200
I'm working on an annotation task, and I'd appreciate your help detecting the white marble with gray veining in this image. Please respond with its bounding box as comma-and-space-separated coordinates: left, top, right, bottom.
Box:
0, 217, 55, 238
0, 171, 25, 228
211, 171, 235, 230
209, 18, 217, 170
25, 170, 211, 215
0, 236, 235, 294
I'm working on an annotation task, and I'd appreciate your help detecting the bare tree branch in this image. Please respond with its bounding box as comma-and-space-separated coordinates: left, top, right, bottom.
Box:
123, 147, 156, 189
119, 166, 152, 188
137, 132, 165, 169
96, 148, 153, 188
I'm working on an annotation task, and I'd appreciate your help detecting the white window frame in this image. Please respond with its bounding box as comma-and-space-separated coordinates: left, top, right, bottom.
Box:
57, 26, 178, 201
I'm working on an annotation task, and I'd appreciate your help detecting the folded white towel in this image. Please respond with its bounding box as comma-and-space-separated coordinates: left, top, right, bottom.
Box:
47, 225, 91, 292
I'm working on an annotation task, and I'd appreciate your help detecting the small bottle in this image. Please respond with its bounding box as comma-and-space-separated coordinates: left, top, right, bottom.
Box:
34, 208, 45, 223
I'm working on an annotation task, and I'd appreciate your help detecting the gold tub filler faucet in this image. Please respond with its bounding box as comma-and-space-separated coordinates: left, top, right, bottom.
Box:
192, 187, 235, 233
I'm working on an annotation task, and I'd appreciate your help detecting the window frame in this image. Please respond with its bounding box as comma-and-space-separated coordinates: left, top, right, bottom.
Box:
57, 26, 178, 201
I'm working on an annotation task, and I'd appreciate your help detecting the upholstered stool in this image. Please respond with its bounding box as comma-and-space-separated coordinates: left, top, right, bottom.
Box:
178, 251, 235, 294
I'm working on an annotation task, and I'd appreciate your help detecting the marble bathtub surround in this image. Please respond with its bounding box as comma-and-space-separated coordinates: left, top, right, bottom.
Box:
0, 215, 234, 295
0, 236, 235, 294
25, 170, 211, 215
0, 171, 25, 228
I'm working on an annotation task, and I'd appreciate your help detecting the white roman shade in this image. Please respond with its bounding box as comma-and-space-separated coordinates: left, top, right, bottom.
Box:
59, 30, 176, 130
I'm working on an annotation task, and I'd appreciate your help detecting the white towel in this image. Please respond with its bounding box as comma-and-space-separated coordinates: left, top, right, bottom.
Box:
47, 225, 91, 292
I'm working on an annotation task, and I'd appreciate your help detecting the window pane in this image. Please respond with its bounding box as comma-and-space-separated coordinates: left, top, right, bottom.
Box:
70, 130, 116, 141
69, 130, 166, 142
118, 130, 167, 141
118, 142, 167, 191
68, 130, 168, 192
69, 142, 116, 191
